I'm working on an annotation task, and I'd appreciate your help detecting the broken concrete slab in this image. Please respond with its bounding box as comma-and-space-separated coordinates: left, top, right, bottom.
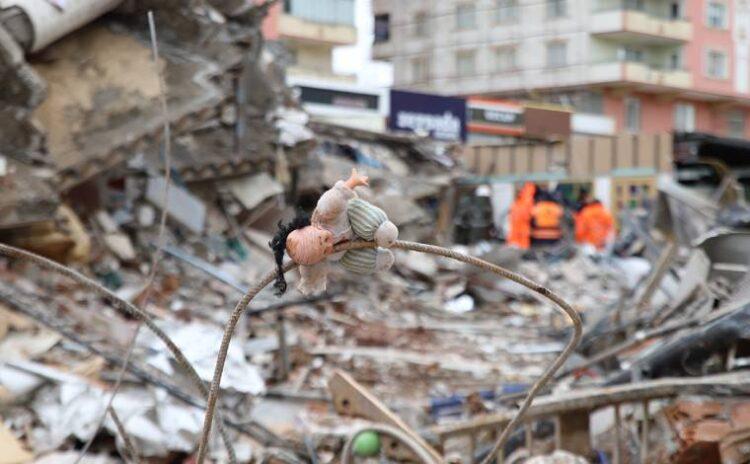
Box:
227, 172, 284, 211
145, 176, 205, 234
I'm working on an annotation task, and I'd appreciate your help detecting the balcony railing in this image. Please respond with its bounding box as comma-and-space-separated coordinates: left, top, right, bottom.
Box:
591, 60, 692, 88
284, 0, 355, 26
591, 8, 692, 42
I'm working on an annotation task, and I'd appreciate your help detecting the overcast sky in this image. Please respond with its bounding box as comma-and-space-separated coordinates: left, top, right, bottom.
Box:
332, 0, 393, 88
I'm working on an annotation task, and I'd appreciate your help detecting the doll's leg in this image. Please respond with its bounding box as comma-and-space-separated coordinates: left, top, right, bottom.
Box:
297, 261, 329, 295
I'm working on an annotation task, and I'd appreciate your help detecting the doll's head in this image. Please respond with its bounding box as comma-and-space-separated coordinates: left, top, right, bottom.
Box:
286, 226, 334, 265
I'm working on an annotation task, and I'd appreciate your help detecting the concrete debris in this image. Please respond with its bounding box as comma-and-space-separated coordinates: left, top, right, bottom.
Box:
226, 172, 284, 211
525, 450, 588, 464
141, 320, 265, 396
145, 176, 206, 235
1, 0, 750, 463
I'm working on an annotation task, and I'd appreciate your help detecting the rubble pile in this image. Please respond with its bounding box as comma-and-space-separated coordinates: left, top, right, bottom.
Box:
1, 2, 750, 464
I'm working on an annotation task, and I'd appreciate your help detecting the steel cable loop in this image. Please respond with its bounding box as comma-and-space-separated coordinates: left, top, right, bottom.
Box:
197, 240, 582, 463
340, 424, 440, 464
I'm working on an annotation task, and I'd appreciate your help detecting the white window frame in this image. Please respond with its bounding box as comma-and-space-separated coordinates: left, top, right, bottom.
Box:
496, 0, 519, 23
547, 0, 567, 18
411, 56, 430, 82
414, 11, 428, 37
705, 49, 729, 79
625, 97, 641, 133
668, 50, 682, 70
728, 110, 746, 138
494, 45, 518, 72
456, 50, 476, 77
546, 41, 567, 68
674, 103, 696, 132
706, 1, 728, 29
456, 3, 477, 30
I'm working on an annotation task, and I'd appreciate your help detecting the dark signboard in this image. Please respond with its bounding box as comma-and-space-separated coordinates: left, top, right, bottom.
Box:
469, 106, 523, 126
298, 86, 379, 110
467, 98, 571, 140
524, 106, 571, 140
388, 89, 466, 142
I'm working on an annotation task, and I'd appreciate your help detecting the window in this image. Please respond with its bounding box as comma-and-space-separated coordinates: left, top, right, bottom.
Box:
414, 12, 428, 37
456, 3, 476, 29
411, 56, 430, 82
706, 50, 728, 78
625, 0, 645, 10
625, 98, 641, 132
619, 46, 645, 62
547, 0, 567, 18
728, 110, 746, 138
496, 0, 519, 23
546, 41, 567, 67
669, 1, 681, 19
457, 50, 476, 76
674, 103, 695, 132
374, 14, 390, 43
495, 46, 518, 71
578, 92, 604, 114
668, 51, 682, 70
707, 2, 727, 28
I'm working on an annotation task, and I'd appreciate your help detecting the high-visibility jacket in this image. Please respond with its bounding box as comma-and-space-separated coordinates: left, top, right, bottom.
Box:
575, 202, 614, 249
531, 201, 563, 241
507, 183, 536, 249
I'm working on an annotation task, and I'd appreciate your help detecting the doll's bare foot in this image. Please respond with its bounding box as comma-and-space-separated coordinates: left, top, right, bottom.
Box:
344, 168, 369, 189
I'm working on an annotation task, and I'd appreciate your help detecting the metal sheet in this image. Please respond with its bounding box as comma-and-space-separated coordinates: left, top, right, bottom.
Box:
2, 0, 122, 52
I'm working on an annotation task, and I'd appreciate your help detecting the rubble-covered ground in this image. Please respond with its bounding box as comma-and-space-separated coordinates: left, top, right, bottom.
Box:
3, 2, 750, 464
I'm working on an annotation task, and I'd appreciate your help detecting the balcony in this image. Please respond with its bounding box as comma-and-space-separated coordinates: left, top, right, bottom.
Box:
591, 9, 692, 44
622, 61, 691, 88
591, 61, 692, 89
279, 0, 356, 45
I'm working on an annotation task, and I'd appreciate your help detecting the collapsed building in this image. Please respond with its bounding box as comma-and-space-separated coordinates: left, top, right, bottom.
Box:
2, 2, 750, 464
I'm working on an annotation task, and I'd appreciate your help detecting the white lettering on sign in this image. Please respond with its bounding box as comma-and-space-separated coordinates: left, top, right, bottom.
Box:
396, 111, 461, 140
484, 109, 519, 124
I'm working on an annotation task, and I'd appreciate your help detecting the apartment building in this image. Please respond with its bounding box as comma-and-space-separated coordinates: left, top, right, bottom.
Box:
372, 0, 750, 138
263, 0, 356, 81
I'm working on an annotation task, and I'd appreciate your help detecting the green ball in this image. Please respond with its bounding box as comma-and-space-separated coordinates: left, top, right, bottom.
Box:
352, 431, 381, 457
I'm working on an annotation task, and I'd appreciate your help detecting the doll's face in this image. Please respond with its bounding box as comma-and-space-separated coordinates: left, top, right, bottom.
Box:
286, 226, 334, 265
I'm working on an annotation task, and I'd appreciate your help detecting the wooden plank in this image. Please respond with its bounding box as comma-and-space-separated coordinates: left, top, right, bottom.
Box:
430, 373, 750, 440
558, 411, 592, 457
641, 400, 650, 461
328, 370, 443, 463
613, 404, 622, 464
635, 241, 677, 314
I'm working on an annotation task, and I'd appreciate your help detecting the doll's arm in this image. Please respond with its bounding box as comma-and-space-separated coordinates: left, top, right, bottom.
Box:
344, 168, 369, 189
313, 171, 363, 225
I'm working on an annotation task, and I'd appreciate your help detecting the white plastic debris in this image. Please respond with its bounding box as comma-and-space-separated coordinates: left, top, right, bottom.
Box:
444, 295, 475, 314
141, 321, 265, 395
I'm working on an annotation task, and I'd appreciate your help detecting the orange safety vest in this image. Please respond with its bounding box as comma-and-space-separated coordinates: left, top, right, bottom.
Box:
575, 202, 614, 249
507, 183, 536, 249
531, 201, 563, 240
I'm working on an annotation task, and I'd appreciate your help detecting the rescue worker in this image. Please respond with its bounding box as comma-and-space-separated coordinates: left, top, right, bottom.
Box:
573, 189, 591, 244
575, 197, 614, 250
530, 189, 563, 246
507, 182, 535, 249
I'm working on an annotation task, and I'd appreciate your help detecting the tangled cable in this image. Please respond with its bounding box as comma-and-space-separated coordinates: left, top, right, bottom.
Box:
0, 243, 237, 462
195, 240, 582, 464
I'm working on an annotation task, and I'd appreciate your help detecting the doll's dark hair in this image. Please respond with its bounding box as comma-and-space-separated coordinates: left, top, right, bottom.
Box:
268, 212, 311, 295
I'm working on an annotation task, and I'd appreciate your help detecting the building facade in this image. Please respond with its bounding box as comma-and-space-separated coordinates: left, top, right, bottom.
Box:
372, 0, 750, 138
263, 0, 356, 81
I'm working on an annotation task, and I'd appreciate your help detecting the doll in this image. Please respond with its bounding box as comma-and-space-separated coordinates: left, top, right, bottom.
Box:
269, 169, 398, 295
